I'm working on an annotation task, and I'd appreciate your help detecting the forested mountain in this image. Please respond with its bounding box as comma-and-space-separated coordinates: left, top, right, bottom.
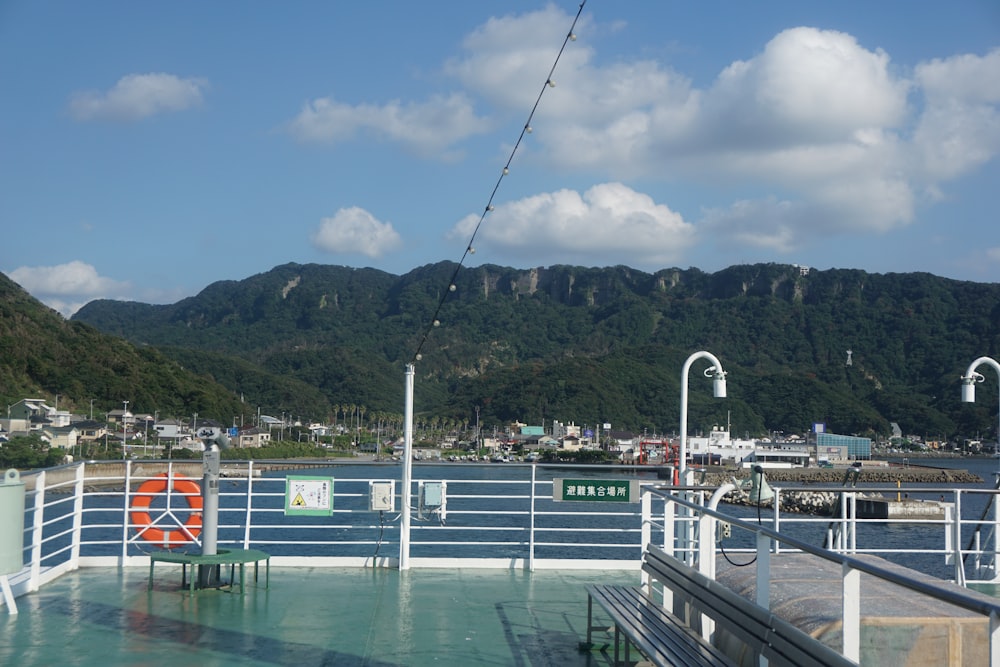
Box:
0, 273, 246, 420
67, 261, 1000, 443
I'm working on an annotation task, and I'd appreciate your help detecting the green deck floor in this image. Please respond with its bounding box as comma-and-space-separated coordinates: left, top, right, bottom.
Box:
2, 567, 640, 666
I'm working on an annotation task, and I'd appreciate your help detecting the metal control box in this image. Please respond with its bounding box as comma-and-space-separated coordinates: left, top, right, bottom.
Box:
421, 481, 443, 508
369, 481, 394, 511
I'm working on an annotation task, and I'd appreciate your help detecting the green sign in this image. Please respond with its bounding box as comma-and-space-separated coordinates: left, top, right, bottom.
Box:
553, 478, 640, 503
285, 476, 334, 516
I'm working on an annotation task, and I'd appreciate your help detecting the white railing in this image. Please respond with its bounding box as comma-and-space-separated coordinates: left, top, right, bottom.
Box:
9, 460, 652, 594
7, 459, 1000, 609
643, 484, 1000, 665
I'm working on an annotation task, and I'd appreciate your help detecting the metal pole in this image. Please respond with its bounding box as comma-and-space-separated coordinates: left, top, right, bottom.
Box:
199, 443, 221, 588
680, 351, 726, 486
962, 356, 1000, 583
400, 364, 415, 570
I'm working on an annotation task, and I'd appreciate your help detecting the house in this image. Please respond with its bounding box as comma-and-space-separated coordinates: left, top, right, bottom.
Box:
559, 435, 583, 451
106, 409, 133, 425
6, 398, 71, 433
236, 427, 271, 449
153, 418, 187, 441
72, 419, 109, 443
41, 425, 80, 451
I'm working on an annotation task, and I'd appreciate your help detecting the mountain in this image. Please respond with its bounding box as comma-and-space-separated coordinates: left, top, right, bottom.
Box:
69, 262, 1000, 442
0, 272, 247, 421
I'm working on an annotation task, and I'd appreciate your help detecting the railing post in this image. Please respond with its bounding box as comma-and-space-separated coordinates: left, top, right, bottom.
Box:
755, 531, 771, 667
945, 504, 955, 566
528, 464, 536, 572
121, 460, 133, 562
755, 531, 770, 609
772, 489, 781, 555
70, 463, 86, 565
28, 470, 46, 592
990, 609, 1000, 667
664, 495, 676, 556
243, 460, 256, 548
842, 563, 861, 662
993, 487, 1000, 582
954, 491, 966, 586
640, 487, 651, 553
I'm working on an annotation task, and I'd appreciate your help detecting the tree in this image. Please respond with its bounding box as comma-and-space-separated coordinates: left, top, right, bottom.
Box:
0, 434, 63, 470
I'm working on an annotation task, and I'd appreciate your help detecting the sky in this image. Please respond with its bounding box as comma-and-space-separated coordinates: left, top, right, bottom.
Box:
1, 1, 999, 317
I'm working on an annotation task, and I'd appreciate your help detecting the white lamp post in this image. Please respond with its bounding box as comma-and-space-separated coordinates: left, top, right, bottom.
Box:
679, 351, 728, 486
962, 356, 1000, 453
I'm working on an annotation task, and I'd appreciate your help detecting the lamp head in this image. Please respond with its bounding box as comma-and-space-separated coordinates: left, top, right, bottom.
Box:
711, 367, 727, 398
961, 373, 981, 403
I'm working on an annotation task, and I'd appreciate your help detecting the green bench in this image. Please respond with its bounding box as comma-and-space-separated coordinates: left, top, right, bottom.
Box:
148, 548, 270, 595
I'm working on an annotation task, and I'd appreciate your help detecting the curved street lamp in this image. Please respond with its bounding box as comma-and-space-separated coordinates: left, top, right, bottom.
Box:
679, 351, 728, 485
961, 356, 1000, 453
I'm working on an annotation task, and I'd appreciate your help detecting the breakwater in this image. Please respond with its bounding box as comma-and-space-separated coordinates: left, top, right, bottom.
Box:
698, 465, 983, 515
700, 465, 983, 486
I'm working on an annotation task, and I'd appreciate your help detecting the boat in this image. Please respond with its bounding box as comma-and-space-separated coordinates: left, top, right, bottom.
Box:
3, 457, 1000, 666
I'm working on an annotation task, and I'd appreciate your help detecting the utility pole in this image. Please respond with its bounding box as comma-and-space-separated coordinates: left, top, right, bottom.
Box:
122, 400, 129, 459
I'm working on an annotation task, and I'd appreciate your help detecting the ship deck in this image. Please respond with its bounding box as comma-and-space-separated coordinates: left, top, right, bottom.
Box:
2, 566, 638, 667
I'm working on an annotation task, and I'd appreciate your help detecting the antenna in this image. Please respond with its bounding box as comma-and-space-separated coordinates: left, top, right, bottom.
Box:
408, 2, 587, 364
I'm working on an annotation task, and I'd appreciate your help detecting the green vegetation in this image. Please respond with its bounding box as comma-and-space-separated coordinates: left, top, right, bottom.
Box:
0, 435, 64, 469
2, 261, 999, 445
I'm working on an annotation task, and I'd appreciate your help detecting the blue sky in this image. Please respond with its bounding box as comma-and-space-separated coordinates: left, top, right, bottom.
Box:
2, 1, 999, 317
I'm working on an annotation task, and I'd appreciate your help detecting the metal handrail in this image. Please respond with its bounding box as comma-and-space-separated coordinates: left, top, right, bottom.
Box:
643, 484, 1000, 665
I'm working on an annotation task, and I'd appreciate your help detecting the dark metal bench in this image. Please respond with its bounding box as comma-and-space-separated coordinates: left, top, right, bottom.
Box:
642, 544, 856, 667
583, 582, 734, 666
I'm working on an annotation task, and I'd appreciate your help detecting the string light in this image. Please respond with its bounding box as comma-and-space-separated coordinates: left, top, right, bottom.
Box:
410, 1, 587, 364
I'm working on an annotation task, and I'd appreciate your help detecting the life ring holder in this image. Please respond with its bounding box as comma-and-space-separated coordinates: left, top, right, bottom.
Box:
130, 473, 203, 549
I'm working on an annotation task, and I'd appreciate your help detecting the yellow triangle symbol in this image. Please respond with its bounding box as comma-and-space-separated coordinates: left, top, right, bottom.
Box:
291, 493, 306, 506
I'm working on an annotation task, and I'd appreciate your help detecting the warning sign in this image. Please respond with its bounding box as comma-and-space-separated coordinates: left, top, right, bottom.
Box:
284, 476, 334, 516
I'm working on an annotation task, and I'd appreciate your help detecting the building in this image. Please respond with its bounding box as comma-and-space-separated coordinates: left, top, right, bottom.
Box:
236, 427, 271, 449
815, 432, 872, 461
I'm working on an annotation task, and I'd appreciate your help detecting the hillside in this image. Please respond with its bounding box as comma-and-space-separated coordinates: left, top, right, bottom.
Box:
68, 262, 1000, 442
0, 273, 247, 421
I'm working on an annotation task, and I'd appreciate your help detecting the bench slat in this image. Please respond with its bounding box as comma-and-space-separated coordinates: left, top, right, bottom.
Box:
586, 583, 733, 667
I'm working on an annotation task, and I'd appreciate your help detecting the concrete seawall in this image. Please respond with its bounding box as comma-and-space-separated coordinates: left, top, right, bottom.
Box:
700, 465, 984, 486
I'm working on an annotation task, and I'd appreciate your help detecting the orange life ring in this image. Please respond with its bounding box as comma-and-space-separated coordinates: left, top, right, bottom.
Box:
130, 473, 203, 548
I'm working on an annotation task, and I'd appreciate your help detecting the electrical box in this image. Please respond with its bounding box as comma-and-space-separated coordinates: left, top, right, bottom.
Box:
369, 481, 394, 512
418, 481, 446, 521
421, 481, 443, 508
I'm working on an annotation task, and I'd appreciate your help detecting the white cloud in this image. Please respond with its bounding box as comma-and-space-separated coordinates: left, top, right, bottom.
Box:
913, 49, 1000, 181
311, 207, 403, 258
288, 93, 491, 159
8, 261, 130, 317
293, 10, 1000, 261
69, 73, 207, 121
449, 183, 694, 268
